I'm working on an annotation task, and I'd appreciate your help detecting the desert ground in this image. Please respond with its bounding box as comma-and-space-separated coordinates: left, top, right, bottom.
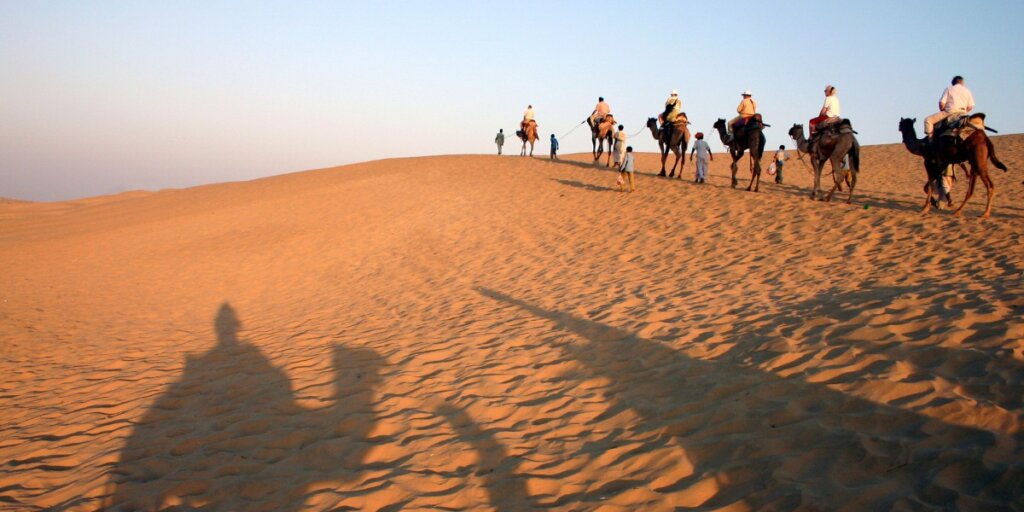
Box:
1, 135, 1022, 511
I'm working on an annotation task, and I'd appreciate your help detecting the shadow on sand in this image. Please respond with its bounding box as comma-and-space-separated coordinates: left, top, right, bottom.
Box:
476, 286, 1022, 509
104, 303, 384, 510
104, 303, 539, 511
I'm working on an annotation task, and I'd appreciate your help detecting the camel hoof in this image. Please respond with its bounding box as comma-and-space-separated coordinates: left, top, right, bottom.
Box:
658, 172, 666, 177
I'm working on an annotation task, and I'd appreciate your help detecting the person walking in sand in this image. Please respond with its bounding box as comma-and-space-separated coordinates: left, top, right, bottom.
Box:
613, 124, 627, 167
618, 146, 636, 192
495, 129, 505, 155
774, 145, 787, 184
550, 134, 559, 160
689, 132, 712, 183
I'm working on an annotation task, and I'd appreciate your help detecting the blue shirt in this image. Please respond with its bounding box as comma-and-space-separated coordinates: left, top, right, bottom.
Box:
550, 137, 559, 150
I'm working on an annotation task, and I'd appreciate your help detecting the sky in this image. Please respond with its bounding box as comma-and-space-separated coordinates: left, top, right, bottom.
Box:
2, 1, 1023, 201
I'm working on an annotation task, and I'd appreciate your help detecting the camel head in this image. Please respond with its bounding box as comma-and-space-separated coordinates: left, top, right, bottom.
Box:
712, 119, 726, 131
646, 117, 658, 129
788, 124, 805, 141
899, 117, 917, 135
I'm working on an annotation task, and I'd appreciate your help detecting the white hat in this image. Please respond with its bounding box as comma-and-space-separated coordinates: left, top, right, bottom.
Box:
671, 89, 678, 95
742, 90, 752, 96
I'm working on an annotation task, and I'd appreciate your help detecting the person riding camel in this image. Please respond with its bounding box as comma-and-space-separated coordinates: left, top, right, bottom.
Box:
589, 97, 611, 126
660, 90, 683, 138
521, 104, 536, 133
727, 90, 757, 143
809, 85, 841, 141
924, 75, 975, 142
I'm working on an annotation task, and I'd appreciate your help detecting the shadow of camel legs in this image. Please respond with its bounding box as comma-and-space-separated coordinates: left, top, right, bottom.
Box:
434, 403, 534, 512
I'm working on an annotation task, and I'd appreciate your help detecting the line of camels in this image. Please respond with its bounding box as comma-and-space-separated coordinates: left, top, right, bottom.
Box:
517, 109, 1012, 219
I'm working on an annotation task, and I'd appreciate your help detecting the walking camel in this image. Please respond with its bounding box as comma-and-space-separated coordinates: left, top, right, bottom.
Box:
898, 116, 1008, 218
588, 114, 616, 167
517, 120, 538, 157
712, 117, 767, 191
646, 115, 691, 178
789, 122, 861, 203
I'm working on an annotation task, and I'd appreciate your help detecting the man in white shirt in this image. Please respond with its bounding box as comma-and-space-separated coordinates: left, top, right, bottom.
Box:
521, 105, 535, 133
809, 85, 841, 138
924, 76, 975, 139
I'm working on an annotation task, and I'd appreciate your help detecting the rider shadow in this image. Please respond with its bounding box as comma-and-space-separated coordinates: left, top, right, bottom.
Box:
104, 303, 385, 511
475, 287, 1021, 509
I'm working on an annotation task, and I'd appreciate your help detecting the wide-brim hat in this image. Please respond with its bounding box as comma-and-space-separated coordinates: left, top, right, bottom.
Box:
742, 90, 752, 96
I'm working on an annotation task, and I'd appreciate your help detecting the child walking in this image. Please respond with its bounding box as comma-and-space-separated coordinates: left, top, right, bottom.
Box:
774, 145, 787, 184
618, 146, 636, 192
550, 134, 559, 160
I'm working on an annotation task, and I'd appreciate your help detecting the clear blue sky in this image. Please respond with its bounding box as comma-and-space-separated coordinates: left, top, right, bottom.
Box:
2, 0, 1023, 200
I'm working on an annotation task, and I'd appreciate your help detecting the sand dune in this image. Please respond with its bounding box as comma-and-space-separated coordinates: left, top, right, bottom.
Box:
1, 136, 1022, 510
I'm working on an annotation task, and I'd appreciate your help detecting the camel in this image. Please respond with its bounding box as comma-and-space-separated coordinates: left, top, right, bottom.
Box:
646, 114, 691, 178
898, 116, 1008, 218
588, 114, 615, 167
517, 120, 538, 157
712, 117, 767, 191
788, 122, 861, 203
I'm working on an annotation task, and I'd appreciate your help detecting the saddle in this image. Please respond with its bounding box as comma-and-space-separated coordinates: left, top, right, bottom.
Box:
935, 112, 986, 140
735, 114, 764, 135
661, 113, 689, 137
811, 118, 855, 144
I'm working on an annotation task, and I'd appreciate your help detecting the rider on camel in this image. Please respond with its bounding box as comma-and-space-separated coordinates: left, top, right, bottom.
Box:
589, 97, 611, 126
521, 104, 536, 133
661, 90, 682, 138
727, 90, 757, 143
809, 85, 841, 141
924, 75, 975, 143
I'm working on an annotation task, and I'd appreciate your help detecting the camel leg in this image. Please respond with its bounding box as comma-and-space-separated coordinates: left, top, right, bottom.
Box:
825, 174, 840, 202
979, 170, 995, 219
846, 166, 857, 204
658, 145, 668, 176
810, 158, 821, 200
746, 155, 755, 192
824, 157, 842, 202
669, 149, 681, 178
952, 171, 977, 217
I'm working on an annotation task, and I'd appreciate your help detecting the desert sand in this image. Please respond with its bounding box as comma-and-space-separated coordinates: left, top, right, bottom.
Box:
1, 135, 1022, 511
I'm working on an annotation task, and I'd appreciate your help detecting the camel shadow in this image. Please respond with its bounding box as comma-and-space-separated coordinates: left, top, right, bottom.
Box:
476, 287, 1022, 510
104, 303, 385, 511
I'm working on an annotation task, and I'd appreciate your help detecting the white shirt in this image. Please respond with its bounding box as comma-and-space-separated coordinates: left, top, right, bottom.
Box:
940, 84, 975, 112
693, 140, 711, 159
523, 108, 535, 121
822, 95, 841, 118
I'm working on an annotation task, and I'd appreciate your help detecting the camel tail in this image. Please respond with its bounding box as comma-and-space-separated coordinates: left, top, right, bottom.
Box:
985, 137, 1008, 171
849, 139, 861, 172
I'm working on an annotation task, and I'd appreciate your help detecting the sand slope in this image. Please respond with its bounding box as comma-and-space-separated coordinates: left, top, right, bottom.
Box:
1, 136, 1023, 510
